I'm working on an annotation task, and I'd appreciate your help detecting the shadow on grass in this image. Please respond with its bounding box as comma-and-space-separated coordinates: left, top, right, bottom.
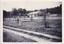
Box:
3, 30, 37, 42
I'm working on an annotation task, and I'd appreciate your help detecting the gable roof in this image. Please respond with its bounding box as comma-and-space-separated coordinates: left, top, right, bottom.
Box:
27, 11, 42, 15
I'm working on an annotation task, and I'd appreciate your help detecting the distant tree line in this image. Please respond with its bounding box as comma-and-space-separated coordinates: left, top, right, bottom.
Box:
3, 4, 62, 18
47, 4, 62, 14
3, 8, 27, 18
38, 4, 62, 15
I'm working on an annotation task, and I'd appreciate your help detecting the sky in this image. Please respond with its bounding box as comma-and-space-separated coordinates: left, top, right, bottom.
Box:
2, 0, 62, 11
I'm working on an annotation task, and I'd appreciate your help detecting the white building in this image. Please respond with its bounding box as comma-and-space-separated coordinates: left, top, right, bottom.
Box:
27, 11, 43, 18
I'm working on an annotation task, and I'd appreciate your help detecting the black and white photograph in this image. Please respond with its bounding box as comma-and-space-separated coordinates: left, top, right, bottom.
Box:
3, 0, 62, 42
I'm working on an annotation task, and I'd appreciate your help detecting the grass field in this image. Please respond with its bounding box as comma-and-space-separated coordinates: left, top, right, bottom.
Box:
3, 16, 62, 38
3, 29, 36, 42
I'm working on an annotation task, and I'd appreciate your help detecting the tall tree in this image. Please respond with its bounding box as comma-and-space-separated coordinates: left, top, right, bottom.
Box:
12, 8, 18, 16
3, 10, 7, 18
23, 9, 27, 16
18, 8, 23, 13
